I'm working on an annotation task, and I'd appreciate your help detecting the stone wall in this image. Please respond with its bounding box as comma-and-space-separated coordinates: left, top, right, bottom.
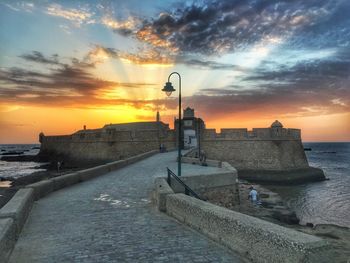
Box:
202, 140, 308, 170
40, 129, 176, 164
200, 127, 308, 170
39, 122, 314, 175
166, 193, 331, 263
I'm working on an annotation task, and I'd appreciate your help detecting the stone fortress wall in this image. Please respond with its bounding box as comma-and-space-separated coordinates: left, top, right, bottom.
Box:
38, 112, 324, 182
40, 121, 308, 170
39, 122, 176, 165
201, 126, 308, 170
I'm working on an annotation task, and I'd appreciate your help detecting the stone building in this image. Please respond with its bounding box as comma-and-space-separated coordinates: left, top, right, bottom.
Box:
174, 107, 205, 149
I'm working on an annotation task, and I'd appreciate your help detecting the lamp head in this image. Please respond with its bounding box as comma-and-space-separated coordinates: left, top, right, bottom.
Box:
162, 81, 176, 97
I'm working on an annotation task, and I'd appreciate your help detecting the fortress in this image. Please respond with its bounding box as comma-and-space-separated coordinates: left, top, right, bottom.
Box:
39, 108, 325, 183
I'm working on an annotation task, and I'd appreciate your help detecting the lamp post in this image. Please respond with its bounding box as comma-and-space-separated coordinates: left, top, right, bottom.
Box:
162, 72, 182, 177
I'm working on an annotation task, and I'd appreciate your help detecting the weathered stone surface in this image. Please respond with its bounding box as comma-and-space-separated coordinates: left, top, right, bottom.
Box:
52, 173, 82, 191
26, 179, 54, 200
200, 186, 239, 209
0, 218, 16, 262
0, 189, 34, 236
181, 156, 222, 167
40, 127, 175, 165
166, 193, 332, 263
152, 178, 174, 212
202, 140, 308, 170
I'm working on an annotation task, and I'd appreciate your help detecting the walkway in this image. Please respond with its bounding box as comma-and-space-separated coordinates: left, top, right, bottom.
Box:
9, 152, 242, 262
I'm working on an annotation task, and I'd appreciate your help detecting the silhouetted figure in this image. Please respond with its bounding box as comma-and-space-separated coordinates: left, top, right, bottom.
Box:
200, 150, 207, 166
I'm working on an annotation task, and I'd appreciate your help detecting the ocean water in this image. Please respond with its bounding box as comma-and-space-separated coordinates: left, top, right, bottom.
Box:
0, 144, 46, 180
268, 142, 350, 228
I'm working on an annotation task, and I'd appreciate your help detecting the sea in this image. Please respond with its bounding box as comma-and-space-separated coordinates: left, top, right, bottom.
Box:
268, 142, 350, 228
0, 142, 349, 227
0, 144, 45, 180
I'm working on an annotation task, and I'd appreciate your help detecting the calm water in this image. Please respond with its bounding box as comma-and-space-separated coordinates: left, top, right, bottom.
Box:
268, 142, 350, 228
0, 144, 45, 180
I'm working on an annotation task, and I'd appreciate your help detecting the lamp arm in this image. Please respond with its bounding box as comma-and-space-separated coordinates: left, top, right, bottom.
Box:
168, 71, 181, 105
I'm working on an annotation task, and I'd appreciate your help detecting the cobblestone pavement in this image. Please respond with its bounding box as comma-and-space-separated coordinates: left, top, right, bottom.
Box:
9, 151, 242, 262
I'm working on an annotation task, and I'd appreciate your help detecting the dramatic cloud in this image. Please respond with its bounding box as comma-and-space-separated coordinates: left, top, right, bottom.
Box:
0, 51, 160, 109
2, 0, 349, 123
128, 0, 337, 55
189, 85, 349, 120
190, 48, 350, 119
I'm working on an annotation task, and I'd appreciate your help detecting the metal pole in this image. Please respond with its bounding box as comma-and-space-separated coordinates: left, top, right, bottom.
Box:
168, 72, 181, 177
198, 118, 201, 158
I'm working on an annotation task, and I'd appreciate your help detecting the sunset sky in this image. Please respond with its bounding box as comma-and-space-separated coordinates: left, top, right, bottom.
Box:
0, 0, 349, 143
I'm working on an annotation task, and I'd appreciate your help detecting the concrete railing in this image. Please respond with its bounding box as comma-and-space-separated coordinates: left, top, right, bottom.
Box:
0, 150, 158, 262
166, 194, 331, 263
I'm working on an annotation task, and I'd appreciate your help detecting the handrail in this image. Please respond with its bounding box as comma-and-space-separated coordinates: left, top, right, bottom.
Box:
166, 168, 204, 201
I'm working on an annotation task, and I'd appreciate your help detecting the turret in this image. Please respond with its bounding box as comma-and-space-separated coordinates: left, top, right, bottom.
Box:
39, 132, 44, 143
271, 120, 283, 137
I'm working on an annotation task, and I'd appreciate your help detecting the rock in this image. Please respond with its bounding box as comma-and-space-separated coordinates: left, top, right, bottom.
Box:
260, 193, 270, 198
271, 210, 300, 225
306, 222, 314, 228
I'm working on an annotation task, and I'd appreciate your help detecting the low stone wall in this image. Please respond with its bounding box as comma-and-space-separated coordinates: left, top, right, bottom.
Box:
0, 150, 158, 263
0, 218, 16, 260
0, 189, 34, 236
168, 170, 237, 194
152, 178, 175, 212
166, 193, 331, 263
181, 156, 222, 167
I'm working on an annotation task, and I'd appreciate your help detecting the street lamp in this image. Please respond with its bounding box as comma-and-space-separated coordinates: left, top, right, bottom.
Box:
162, 72, 182, 177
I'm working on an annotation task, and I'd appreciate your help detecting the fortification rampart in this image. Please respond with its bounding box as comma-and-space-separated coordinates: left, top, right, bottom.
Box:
38, 118, 325, 182
202, 127, 301, 140
40, 128, 176, 164
200, 127, 307, 170
201, 139, 308, 170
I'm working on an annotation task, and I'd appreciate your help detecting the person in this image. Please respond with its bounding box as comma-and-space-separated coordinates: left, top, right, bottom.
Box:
200, 149, 207, 166
57, 161, 61, 172
248, 186, 259, 204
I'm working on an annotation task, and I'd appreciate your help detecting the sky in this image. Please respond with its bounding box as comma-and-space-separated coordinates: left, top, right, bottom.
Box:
0, 0, 349, 143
